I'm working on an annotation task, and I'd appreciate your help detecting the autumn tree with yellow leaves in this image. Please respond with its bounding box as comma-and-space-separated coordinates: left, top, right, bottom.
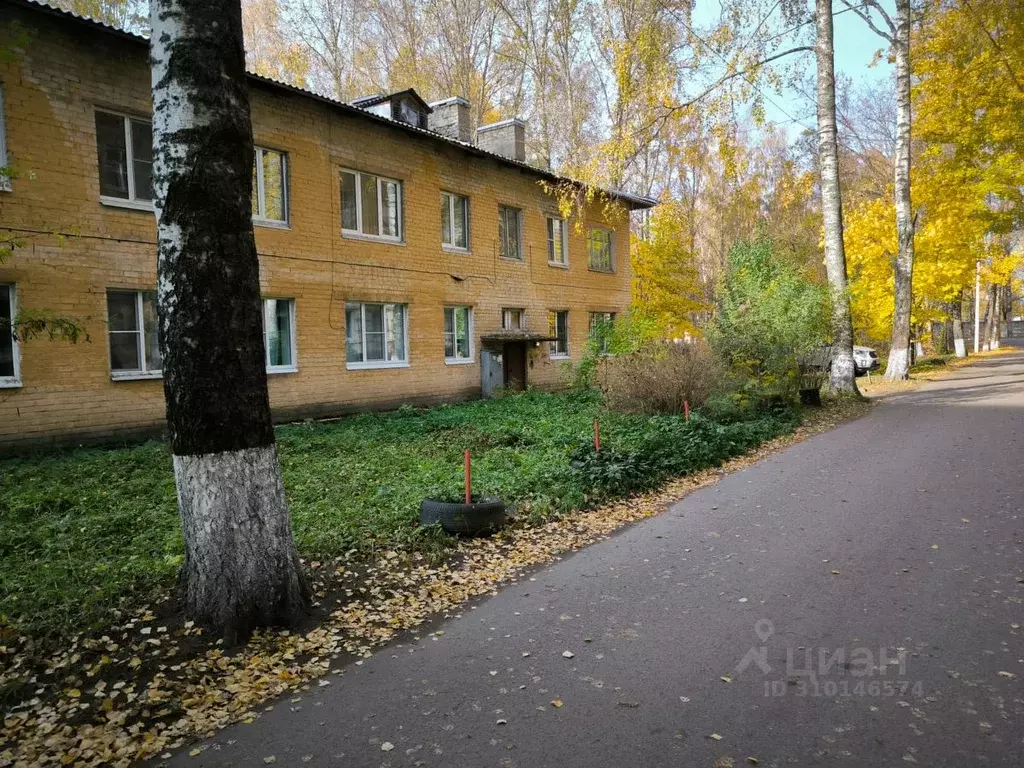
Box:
630, 201, 707, 338
844, 0, 1024, 353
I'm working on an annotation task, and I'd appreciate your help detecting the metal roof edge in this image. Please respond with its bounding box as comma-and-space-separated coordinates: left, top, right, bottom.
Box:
9, 0, 657, 211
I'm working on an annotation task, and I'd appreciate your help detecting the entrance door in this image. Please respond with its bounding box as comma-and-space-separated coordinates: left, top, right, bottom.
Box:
503, 342, 527, 390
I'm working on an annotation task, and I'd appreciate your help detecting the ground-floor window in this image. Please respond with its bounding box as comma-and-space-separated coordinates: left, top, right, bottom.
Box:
0, 284, 19, 386
346, 301, 408, 368
107, 290, 161, 378
444, 306, 473, 363
263, 298, 296, 372
549, 310, 569, 358
589, 311, 616, 354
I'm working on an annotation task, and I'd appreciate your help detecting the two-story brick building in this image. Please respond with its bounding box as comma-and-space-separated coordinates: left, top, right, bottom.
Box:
0, 0, 655, 450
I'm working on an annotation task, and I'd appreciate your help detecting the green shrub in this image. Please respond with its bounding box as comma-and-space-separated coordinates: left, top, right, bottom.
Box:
709, 236, 830, 391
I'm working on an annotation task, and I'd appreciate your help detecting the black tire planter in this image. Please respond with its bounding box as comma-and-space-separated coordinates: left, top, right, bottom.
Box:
420, 497, 507, 536
799, 387, 822, 407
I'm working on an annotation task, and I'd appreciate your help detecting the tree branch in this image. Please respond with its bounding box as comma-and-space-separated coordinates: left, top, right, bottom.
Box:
665, 46, 814, 115
840, 0, 895, 45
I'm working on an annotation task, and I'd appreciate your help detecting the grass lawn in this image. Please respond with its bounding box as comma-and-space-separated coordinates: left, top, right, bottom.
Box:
0, 391, 798, 641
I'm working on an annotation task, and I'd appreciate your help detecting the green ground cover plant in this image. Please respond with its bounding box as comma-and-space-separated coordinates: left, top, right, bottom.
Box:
0, 390, 799, 640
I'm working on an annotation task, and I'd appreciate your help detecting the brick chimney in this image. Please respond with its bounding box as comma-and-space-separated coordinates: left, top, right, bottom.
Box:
476, 118, 526, 163
428, 97, 472, 143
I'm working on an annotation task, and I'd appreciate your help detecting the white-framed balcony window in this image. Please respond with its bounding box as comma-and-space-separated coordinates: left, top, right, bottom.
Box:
588, 227, 614, 272
0, 284, 20, 387
0, 84, 11, 192
589, 311, 616, 354
107, 289, 162, 379
444, 306, 473, 363
345, 301, 408, 369
547, 216, 567, 266
95, 110, 152, 209
502, 307, 525, 331
340, 169, 402, 241
548, 310, 569, 358
252, 147, 288, 226
263, 298, 297, 373
498, 205, 523, 261
441, 191, 469, 251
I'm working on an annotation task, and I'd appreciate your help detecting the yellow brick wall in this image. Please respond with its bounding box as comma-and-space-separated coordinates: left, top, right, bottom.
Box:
0, 7, 634, 450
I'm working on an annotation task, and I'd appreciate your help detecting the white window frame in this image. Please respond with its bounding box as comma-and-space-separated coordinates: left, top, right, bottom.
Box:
441, 191, 470, 252
587, 227, 614, 272
547, 216, 568, 267
502, 308, 525, 331
0, 283, 20, 387
253, 147, 289, 228
340, 168, 403, 242
548, 309, 569, 359
108, 290, 162, 380
263, 298, 298, 374
345, 301, 410, 370
498, 205, 523, 261
0, 84, 10, 192
443, 306, 474, 364
589, 311, 616, 355
95, 109, 153, 211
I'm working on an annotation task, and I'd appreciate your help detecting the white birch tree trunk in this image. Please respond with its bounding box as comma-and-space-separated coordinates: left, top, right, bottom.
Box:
951, 294, 966, 358
815, 0, 858, 394
150, 0, 308, 643
883, 0, 915, 381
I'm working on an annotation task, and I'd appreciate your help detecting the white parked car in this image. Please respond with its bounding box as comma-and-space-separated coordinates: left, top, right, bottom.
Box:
853, 346, 880, 375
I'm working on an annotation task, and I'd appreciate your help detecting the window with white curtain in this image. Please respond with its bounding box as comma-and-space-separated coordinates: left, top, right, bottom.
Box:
263, 298, 296, 372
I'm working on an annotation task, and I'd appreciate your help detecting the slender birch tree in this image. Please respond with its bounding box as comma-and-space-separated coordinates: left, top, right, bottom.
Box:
842, 0, 915, 380
150, 0, 309, 642
815, 0, 857, 393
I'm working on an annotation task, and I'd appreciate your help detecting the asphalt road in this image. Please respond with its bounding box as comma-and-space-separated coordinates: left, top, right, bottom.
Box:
173, 349, 1024, 767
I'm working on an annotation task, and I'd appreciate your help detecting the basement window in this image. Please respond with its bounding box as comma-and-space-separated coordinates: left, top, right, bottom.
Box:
95, 110, 153, 209
340, 169, 402, 241
252, 148, 288, 226
107, 290, 161, 379
0, 284, 20, 387
263, 298, 297, 373
345, 301, 408, 369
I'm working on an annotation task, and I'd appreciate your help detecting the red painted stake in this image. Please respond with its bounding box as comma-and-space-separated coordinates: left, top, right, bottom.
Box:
464, 450, 472, 504
594, 419, 601, 451
684, 401, 690, 421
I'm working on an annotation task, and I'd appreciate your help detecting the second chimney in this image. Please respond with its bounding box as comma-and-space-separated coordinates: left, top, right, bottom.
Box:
428, 97, 472, 143
476, 118, 526, 163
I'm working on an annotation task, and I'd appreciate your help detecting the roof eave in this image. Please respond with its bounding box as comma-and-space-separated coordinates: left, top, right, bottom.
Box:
13, 0, 658, 211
